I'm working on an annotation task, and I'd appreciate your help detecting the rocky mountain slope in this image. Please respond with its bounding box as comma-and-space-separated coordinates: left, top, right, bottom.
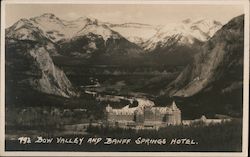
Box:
135, 19, 223, 66
165, 15, 244, 97
5, 18, 78, 98
156, 15, 244, 117
5, 13, 231, 99
58, 23, 143, 58
15, 13, 144, 57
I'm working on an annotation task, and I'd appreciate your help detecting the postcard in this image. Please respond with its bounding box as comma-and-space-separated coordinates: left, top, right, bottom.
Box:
0, 0, 249, 156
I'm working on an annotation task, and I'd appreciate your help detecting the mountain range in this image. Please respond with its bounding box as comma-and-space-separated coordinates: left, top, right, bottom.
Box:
5, 13, 244, 118
157, 15, 244, 117
166, 15, 243, 97
6, 13, 223, 53
6, 13, 225, 66
142, 18, 222, 51
5, 13, 224, 92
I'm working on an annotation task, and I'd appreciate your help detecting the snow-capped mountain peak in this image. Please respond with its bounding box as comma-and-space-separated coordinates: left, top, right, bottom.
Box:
18, 14, 118, 42
10, 18, 32, 30
191, 18, 222, 37
76, 24, 121, 41
39, 13, 57, 18
107, 22, 159, 46
142, 18, 223, 51
6, 18, 50, 42
31, 13, 65, 26
6, 13, 224, 54
66, 16, 98, 26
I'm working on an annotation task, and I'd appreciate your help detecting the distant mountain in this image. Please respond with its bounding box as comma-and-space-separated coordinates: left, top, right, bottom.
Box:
6, 18, 59, 55
5, 17, 78, 98
143, 18, 223, 51
138, 18, 223, 67
106, 19, 222, 50
58, 22, 143, 58
5, 13, 243, 117
29, 13, 99, 42
107, 23, 159, 46
166, 15, 243, 97
161, 15, 244, 117
6, 13, 224, 64
19, 13, 144, 58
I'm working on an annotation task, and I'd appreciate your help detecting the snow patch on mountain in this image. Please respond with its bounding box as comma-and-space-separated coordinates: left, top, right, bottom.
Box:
76, 24, 121, 41
142, 18, 223, 51
28, 13, 120, 42
108, 23, 159, 46
165, 15, 243, 97
6, 18, 48, 41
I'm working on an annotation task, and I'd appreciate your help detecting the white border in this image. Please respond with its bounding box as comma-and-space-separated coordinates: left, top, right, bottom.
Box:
0, 0, 6, 156
0, 0, 249, 156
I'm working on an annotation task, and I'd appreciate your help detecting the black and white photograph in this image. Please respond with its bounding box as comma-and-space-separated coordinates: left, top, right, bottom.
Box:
0, 0, 249, 156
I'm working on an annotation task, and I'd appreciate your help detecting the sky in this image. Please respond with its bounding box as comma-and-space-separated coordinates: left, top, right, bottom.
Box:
5, 4, 244, 27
